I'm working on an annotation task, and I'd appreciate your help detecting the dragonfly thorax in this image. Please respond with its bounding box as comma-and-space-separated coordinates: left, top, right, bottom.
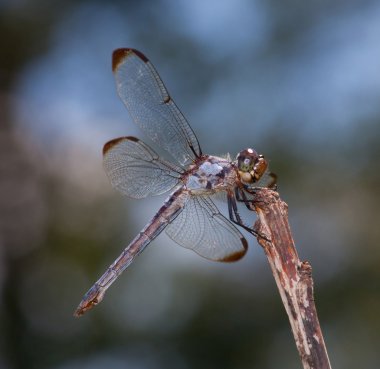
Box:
236, 148, 268, 185
185, 156, 236, 194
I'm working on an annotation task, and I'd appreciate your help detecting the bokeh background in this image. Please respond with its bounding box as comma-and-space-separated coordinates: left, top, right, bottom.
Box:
1, 0, 379, 368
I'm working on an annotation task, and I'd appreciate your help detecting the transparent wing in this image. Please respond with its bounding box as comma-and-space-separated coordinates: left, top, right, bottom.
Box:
103, 136, 182, 199
112, 48, 202, 167
166, 195, 248, 261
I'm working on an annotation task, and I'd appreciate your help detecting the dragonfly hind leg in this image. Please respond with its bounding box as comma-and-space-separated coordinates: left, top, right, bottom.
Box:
227, 191, 270, 241
228, 190, 271, 242
235, 187, 252, 210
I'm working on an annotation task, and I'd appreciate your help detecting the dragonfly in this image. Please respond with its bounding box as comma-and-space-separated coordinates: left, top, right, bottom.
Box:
74, 48, 276, 317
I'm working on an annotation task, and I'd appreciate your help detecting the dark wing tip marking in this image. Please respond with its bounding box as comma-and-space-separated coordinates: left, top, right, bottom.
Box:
112, 48, 149, 71
102, 136, 138, 155
130, 49, 149, 62
219, 237, 248, 262
112, 49, 128, 71
163, 96, 171, 104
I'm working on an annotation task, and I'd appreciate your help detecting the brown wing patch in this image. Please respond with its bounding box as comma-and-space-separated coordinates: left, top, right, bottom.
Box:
219, 237, 248, 262
112, 48, 149, 71
112, 48, 128, 71
103, 136, 138, 155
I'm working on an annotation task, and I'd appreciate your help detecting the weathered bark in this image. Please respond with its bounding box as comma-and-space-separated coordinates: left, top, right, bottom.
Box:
251, 189, 331, 369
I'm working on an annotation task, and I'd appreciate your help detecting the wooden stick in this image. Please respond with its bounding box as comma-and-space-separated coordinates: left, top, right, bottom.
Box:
250, 189, 331, 369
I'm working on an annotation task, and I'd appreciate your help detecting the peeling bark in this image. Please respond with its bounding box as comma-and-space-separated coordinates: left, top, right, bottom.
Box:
251, 189, 331, 369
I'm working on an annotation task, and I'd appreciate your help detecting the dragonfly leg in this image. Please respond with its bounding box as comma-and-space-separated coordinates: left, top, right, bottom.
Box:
235, 187, 252, 210
267, 172, 278, 190
228, 191, 258, 236
242, 172, 278, 193
228, 191, 271, 242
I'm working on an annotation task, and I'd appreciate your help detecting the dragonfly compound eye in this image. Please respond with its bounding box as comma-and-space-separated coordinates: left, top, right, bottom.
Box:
237, 148, 259, 183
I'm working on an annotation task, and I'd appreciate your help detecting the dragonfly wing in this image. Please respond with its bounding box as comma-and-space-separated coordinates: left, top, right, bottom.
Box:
166, 195, 248, 261
103, 136, 182, 199
112, 48, 202, 167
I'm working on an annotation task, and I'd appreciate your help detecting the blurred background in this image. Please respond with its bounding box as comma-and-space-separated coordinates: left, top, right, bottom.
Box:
1, 0, 379, 368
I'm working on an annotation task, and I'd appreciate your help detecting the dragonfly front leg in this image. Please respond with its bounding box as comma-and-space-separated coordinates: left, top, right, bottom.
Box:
266, 172, 278, 190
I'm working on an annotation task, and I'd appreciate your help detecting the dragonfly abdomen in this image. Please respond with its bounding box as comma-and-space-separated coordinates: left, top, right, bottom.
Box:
74, 188, 188, 316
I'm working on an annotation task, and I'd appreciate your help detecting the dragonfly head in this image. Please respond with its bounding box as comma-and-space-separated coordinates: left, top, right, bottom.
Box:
236, 148, 268, 184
